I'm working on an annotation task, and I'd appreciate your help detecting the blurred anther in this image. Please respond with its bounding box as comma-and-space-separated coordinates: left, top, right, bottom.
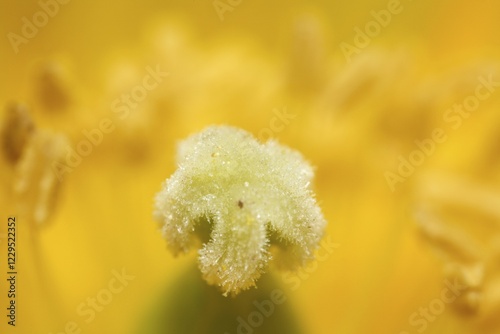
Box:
416, 173, 500, 321
1, 103, 35, 164
443, 262, 484, 314
35, 62, 71, 112
1, 102, 68, 226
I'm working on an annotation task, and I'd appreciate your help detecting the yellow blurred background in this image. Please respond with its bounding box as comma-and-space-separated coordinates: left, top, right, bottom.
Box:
1, 0, 500, 333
